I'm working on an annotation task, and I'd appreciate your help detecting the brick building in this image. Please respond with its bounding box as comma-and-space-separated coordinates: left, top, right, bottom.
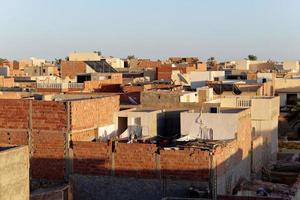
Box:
69, 107, 252, 199
0, 95, 119, 181
61, 60, 117, 79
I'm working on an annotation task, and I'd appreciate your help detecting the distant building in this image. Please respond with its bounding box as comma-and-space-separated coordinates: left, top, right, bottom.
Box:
24, 64, 58, 76
234, 60, 272, 71
190, 71, 225, 89
106, 57, 125, 68
168, 57, 199, 64
61, 60, 117, 79
30, 57, 46, 66
283, 60, 300, 73
69, 52, 102, 61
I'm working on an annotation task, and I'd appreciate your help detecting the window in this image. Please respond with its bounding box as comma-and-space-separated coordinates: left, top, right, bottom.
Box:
210, 107, 218, 113
43, 69, 46, 73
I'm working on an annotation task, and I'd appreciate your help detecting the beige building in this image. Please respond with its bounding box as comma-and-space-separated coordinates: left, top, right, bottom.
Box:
24, 64, 58, 76
19, 57, 47, 71
204, 96, 280, 169
106, 57, 125, 68
283, 60, 300, 72
235, 60, 268, 70
275, 78, 300, 108
69, 52, 102, 61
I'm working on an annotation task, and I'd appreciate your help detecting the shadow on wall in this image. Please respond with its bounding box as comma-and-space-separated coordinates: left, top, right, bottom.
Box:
27, 140, 263, 200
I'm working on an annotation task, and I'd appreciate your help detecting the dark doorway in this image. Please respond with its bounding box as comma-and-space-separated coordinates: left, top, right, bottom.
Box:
118, 117, 128, 135
287, 93, 297, 106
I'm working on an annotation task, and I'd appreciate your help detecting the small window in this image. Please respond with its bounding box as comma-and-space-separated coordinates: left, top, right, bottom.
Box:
43, 69, 46, 73
210, 107, 218, 113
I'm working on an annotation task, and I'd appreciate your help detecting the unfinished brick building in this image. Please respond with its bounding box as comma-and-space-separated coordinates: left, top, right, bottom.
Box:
0, 95, 119, 180
69, 108, 253, 199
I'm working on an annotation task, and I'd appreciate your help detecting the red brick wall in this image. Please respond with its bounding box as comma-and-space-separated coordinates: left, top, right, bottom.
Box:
130, 59, 162, 69
32, 101, 67, 131
0, 97, 120, 180
160, 148, 210, 180
73, 141, 111, 175
157, 64, 196, 80
72, 129, 97, 141
0, 99, 68, 180
83, 74, 123, 91
31, 131, 65, 180
0, 99, 29, 129
73, 142, 211, 181
114, 143, 157, 178
157, 65, 172, 80
70, 95, 119, 130
61, 61, 86, 79
0, 131, 28, 145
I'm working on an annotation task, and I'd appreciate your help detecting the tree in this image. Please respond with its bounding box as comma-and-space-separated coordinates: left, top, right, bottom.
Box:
127, 55, 135, 60
208, 57, 215, 62
207, 57, 217, 67
65, 56, 69, 61
94, 51, 102, 56
55, 58, 62, 65
247, 54, 257, 61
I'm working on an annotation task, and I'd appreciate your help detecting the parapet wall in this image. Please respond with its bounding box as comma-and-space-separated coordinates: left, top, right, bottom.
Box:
73, 141, 210, 180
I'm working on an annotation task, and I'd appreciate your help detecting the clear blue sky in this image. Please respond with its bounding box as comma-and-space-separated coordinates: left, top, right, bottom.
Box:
1, 0, 299, 61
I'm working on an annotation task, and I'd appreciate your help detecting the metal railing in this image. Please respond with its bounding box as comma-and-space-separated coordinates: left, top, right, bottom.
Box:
36, 83, 84, 89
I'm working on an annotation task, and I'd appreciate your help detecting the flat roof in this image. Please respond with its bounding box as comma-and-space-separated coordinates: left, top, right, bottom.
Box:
132, 109, 158, 113
276, 87, 300, 93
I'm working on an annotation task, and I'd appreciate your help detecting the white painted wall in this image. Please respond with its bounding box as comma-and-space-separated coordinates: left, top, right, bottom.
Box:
235, 60, 249, 70
180, 92, 199, 103
190, 71, 225, 89
106, 57, 124, 68
257, 73, 273, 84
180, 111, 238, 140
98, 124, 117, 141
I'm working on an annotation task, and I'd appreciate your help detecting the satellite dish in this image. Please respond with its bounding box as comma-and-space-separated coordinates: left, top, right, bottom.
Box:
177, 73, 189, 84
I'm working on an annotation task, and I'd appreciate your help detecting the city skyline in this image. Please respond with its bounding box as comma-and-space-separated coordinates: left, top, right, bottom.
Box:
1, 0, 300, 61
